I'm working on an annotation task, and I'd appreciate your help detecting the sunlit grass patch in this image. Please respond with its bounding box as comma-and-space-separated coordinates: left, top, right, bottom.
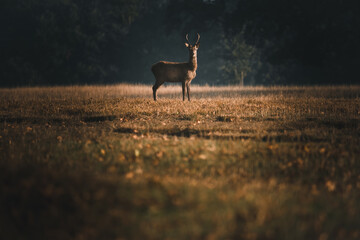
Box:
1, 85, 360, 239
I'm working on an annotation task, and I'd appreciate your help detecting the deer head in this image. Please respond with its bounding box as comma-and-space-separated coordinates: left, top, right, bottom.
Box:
185, 33, 200, 58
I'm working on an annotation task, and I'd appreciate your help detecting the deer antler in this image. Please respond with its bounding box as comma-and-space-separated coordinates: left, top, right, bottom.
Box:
185, 33, 200, 45
195, 33, 200, 45
185, 34, 190, 45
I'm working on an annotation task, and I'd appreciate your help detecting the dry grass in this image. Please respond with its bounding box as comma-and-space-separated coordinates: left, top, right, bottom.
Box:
1, 84, 360, 240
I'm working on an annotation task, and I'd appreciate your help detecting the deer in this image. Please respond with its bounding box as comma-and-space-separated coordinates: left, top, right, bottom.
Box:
151, 33, 200, 101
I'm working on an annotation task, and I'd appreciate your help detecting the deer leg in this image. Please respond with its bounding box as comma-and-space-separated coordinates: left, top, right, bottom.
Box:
186, 83, 191, 101
152, 85, 157, 101
153, 81, 163, 101
182, 82, 186, 101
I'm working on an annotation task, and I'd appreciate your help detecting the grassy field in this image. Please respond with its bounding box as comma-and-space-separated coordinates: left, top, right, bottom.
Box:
1, 84, 360, 240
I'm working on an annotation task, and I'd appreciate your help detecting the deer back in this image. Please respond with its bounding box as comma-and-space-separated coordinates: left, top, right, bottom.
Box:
151, 61, 193, 83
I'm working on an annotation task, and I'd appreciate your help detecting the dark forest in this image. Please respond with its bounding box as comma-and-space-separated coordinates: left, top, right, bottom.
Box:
1, 0, 360, 87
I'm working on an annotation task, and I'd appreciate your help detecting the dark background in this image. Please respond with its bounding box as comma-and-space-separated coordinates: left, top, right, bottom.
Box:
1, 0, 360, 87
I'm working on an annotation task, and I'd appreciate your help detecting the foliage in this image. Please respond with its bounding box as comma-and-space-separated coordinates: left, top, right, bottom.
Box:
1, 85, 360, 239
224, 0, 360, 84
221, 31, 257, 85
0, 0, 142, 86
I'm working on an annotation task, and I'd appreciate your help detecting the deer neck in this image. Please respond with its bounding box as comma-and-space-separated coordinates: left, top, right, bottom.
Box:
188, 54, 197, 71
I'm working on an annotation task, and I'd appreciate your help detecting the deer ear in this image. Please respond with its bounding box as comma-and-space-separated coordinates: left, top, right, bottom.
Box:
195, 42, 200, 48
185, 43, 190, 48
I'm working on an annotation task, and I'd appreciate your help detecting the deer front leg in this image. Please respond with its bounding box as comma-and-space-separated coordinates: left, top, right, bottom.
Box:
182, 82, 186, 101
186, 82, 191, 101
152, 85, 157, 101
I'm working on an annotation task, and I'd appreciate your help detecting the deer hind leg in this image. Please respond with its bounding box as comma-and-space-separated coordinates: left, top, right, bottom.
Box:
152, 80, 163, 101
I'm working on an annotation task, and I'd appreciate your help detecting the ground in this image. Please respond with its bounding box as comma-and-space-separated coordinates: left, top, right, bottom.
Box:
1, 84, 360, 240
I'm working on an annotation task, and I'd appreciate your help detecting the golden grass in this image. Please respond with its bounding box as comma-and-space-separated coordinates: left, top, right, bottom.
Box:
1, 85, 360, 239
2, 84, 360, 99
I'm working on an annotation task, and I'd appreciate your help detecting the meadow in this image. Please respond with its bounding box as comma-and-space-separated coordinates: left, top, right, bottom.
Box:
1, 84, 360, 240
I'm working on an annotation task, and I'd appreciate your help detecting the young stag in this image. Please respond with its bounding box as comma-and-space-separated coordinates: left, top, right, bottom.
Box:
151, 33, 200, 101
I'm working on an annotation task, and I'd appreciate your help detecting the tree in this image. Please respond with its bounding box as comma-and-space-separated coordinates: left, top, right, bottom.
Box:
221, 32, 257, 85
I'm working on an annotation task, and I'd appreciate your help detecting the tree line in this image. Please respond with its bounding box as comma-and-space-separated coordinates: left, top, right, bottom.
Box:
1, 0, 359, 87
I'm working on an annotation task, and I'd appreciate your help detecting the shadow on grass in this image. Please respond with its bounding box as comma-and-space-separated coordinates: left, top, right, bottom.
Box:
114, 127, 325, 142
0, 115, 117, 124
0, 166, 169, 240
216, 116, 282, 122
305, 117, 359, 129
82, 115, 117, 122
0, 116, 65, 124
